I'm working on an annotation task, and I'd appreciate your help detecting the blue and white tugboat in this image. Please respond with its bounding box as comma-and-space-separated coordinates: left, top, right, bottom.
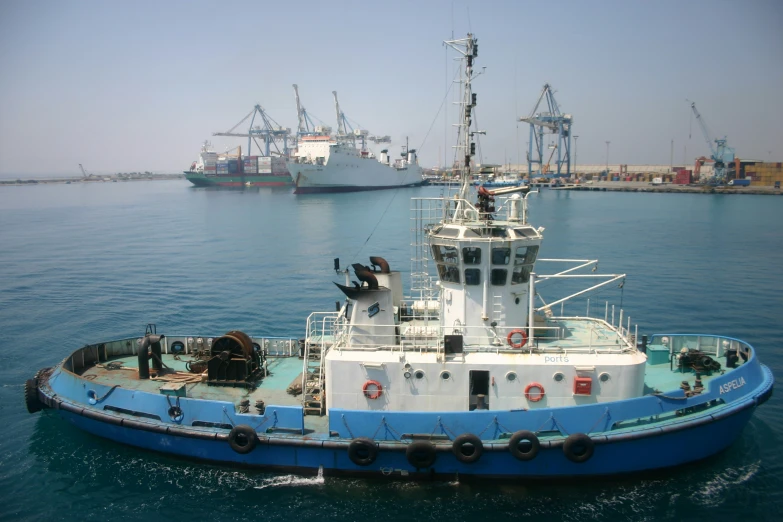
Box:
26, 34, 772, 480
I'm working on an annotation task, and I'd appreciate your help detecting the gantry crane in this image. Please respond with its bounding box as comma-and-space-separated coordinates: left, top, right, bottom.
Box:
519, 84, 573, 178
689, 101, 736, 183
293, 84, 330, 138
332, 91, 369, 149
212, 105, 291, 157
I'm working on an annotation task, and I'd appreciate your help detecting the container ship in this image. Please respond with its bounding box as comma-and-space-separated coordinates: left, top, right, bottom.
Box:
184, 142, 292, 188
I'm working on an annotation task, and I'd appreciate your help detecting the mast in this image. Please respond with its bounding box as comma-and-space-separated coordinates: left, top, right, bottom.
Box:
444, 34, 479, 213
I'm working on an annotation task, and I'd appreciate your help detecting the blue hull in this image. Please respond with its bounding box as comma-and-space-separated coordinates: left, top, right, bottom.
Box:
36, 352, 772, 479
54, 403, 757, 479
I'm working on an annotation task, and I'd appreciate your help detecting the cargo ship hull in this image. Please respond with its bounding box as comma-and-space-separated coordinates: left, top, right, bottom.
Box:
184, 171, 292, 187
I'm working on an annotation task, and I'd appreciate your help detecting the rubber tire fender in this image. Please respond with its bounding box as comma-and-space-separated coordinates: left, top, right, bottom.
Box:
406, 440, 437, 469
348, 437, 378, 466
508, 430, 540, 461
452, 433, 484, 464
228, 424, 258, 454
25, 379, 43, 414
563, 432, 594, 463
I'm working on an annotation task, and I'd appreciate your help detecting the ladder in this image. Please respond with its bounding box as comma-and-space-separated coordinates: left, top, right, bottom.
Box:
492, 293, 505, 324
301, 338, 325, 416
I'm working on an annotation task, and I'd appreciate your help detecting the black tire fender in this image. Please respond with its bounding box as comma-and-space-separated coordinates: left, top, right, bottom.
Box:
227, 424, 258, 454
508, 430, 540, 461
563, 432, 594, 463
406, 440, 437, 469
24, 378, 43, 414
348, 437, 378, 466
452, 433, 484, 464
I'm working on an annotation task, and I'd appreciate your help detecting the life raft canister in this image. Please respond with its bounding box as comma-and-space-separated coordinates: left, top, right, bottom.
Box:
507, 329, 528, 349
362, 380, 383, 400
524, 382, 545, 402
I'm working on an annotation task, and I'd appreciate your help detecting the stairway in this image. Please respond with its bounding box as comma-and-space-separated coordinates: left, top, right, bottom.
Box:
301, 339, 325, 416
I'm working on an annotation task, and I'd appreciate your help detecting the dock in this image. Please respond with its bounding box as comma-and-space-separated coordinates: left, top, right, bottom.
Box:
548, 181, 782, 195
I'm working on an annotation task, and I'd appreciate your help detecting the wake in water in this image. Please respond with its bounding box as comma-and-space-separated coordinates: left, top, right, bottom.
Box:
690, 460, 762, 507
254, 466, 325, 490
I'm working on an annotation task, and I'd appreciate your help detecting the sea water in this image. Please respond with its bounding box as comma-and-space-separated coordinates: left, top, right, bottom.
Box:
1, 180, 781, 521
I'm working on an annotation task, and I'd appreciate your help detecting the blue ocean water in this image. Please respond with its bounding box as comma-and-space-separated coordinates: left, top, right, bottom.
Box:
0, 180, 781, 521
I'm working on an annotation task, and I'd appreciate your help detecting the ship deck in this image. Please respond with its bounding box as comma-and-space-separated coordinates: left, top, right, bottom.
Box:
78, 354, 331, 434
75, 337, 745, 433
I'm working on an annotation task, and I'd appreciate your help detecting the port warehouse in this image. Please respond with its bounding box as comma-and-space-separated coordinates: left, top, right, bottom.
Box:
435, 161, 782, 185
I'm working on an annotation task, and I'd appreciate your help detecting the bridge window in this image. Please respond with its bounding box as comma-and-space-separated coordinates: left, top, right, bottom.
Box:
491, 268, 508, 285
464, 268, 481, 285
492, 247, 510, 265
462, 247, 481, 264
438, 265, 460, 283
432, 245, 459, 264
512, 265, 531, 284
515, 245, 539, 265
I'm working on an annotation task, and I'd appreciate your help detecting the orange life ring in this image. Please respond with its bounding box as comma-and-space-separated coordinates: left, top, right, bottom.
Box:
507, 329, 528, 349
524, 382, 545, 402
362, 380, 383, 400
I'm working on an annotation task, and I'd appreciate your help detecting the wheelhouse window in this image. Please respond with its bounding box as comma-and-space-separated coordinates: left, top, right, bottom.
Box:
491, 268, 508, 285
462, 247, 481, 264
438, 265, 461, 283
432, 245, 459, 264
511, 245, 538, 285
514, 245, 539, 265
464, 268, 481, 285
492, 247, 510, 265
511, 265, 531, 284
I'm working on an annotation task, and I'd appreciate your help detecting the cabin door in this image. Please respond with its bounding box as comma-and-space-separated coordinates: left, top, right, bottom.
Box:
469, 370, 490, 411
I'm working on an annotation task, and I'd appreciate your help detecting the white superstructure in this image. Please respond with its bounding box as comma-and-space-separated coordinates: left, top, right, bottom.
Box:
287, 89, 423, 193
288, 138, 423, 193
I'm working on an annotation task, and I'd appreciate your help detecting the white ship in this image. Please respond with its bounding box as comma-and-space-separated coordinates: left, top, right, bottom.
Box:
287, 89, 424, 194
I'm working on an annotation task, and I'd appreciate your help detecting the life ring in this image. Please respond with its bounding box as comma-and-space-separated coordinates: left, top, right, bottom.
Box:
25, 378, 43, 414
507, 329, 528, 349
227, 424, 258, 454
452, 433, 483, 464
508, 430, 540, 461
524, 382, 545, 402
362, 380, 383, 400
406, 440, 437, 468
563, 432, 594, 463
348, 437, 378, 466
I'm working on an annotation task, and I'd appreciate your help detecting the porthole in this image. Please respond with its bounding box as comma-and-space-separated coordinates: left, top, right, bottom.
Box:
171, 341, 185, 354
506, 371, 517, 382
440, 371, 452, 381
599, 372, 610, 382
414, 370, 425, 380
553, 372, 565, 382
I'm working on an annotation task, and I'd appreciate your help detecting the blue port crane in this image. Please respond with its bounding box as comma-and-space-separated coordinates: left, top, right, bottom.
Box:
688, 101, 735, 183
213, 105, 291, 157
519, 84, 573, 178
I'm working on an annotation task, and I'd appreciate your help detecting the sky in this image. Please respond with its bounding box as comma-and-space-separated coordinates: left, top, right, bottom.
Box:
0, 0, 781, 176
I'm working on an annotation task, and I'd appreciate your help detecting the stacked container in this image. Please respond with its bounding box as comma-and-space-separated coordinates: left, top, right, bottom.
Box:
746, 162, 783, 186
271, 157, 288, 175
243, 157, 258, 175
258, 157, 272, 174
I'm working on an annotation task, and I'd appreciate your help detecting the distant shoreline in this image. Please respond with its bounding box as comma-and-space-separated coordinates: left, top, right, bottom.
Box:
0, 173, 185, 186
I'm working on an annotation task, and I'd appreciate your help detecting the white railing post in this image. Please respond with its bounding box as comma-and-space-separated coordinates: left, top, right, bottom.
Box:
528, 272, 536, 343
